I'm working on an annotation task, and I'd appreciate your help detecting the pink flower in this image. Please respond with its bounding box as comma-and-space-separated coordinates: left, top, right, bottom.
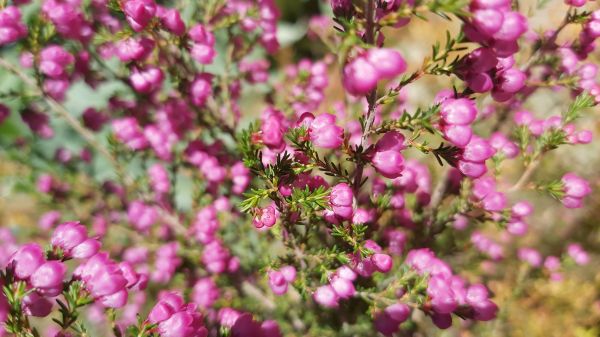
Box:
130, 66, 164, 93
112, 117, 149, 150
192, 278, 219, 309
74, 253, 133, 308
440, 98, 478, 125
9, 244, 45, 279
189, 24, 216, 64
190, 73, 213, 107
148, 292, 208, 337
253, 206, 277, 228
372, 132, 405, 179
329, 183, 354, 219
0, 6, 27, 45
39, 45, 75, 78
123, 0, 157, 32
268, 270, 288, 295
309, 113, 344, 149
313, 285, 339, 308
30, 261, 67, 296
23, 292, 53, 317
343, 57, 378, 96
149, 163, 170, 195
561, 173, 592, 208
157, 7, 185, 35
365, 48, 407, 79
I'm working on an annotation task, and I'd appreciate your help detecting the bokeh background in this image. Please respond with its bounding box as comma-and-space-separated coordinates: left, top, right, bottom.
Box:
1, 0, 599, 336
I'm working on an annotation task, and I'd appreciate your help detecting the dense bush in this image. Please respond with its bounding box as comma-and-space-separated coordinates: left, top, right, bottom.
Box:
0, 0, 599, 336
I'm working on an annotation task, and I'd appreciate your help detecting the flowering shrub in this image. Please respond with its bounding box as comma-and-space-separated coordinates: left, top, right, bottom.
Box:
0, 0, 599, 336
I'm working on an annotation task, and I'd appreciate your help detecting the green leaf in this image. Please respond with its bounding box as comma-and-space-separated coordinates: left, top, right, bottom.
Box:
562, 92, 595, 124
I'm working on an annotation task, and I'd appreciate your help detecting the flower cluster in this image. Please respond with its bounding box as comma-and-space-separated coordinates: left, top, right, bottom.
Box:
0, 0, 598, 335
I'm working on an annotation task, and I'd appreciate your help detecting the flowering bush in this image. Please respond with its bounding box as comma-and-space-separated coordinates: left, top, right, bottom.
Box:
0, 0, 599, 336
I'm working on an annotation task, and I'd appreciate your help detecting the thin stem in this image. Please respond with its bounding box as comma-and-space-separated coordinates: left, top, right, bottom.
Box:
508, 159, 540, 192
353, 0, 377, 194
0, 57, 126, 182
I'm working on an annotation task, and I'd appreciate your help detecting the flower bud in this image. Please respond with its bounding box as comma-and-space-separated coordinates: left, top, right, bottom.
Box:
310, 122, 344, 149
123, 0, 157, 32
561, 173, 591, 208
10, 244, 45, 279
157, 7, 185, 35
51, 221, 88, 251
268, 270, 288, 295
343, 57, 378, 96
372, 253, 393, 273
493, 11, 527, 41
313, 285, 339, 308
0, 6, 27, 46
385, 303, 410, 323
440, 98, 478, 125
130, 67, 164, 93
472, 9, 504, 36
190, 73, 213, 107
330, 277, 355, 299
23, 293, 53, 317
71, 239, 101, 259
365, 48, 407, 80
331, 0, 354, 18
30, 261, 67, 292
39, 45, 75, 78
329, 183, 354, 219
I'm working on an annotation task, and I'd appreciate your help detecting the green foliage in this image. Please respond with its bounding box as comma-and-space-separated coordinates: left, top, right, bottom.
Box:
562, 93, 595, 125
426, 0, 470, 18
538, 180, 565, 200
289, 186, 330, 212
536, 128, 568, 153
287, 127, 352, 181
373, 104, 441, 134
427, 31, 467, 76
53, 281, 94, 333
237, 122, 262, 173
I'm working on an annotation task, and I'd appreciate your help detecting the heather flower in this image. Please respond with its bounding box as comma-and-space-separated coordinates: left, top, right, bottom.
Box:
148, 163, 170, 195
148, 292, 208, 337
192, 278, 219, 309
309, 113, 344, 149
331, 0, 354, 18
9, 244, 45, 279
365, 48, 407, 80
372, 131, 405, 179
112, 117, 149, 150
130, 67, 164, 93
518, 248, 542, 267
23, 292, 53, 317
128, 201, 158, 232
123, 0, 157, 32
329, 183, 354, 219
561, 173, 592, 208
313, 285, 339, 308
189, 24, 216, 64
0, 6, 27, 46
157, 6, 185, 35
567, 243, 590, 265
253, 205, 277, 229
39, 211, 61, 230
39, 45, 75, 78
21, 109, 54, 139
343, 57, 379, 96
190, 73, 213, 107
74, 252, 135, 308
30, 261, 67, 296
115, 37, 155, 62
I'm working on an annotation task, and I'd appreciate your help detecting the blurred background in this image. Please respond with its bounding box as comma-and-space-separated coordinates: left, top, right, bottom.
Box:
1, 0, 599, 336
